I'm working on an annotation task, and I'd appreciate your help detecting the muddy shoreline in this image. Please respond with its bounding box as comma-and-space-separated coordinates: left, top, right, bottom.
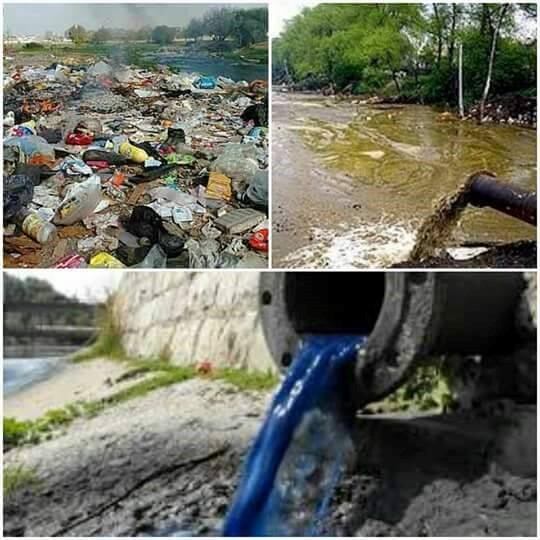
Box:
4, 373, 536, 537
275, 85, 537, 128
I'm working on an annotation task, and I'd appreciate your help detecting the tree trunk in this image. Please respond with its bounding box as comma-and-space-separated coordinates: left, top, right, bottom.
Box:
478, 3, 509, 123
433, 4, 443, 67
448, 4, 457, 67
392, 71, 401, 93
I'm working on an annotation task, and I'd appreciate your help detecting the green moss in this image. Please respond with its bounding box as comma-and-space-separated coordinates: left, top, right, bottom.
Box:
368, 363, 454, 413
4, 465, 39, 497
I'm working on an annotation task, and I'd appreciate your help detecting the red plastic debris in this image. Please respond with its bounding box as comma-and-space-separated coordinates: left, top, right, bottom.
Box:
248, 228, 268, 252
66, 133, 93, 145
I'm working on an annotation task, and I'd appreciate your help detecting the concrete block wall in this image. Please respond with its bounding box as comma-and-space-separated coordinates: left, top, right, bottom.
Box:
113, 271, 276, 373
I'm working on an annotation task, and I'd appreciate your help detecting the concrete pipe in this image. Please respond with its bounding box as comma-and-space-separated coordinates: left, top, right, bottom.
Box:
259, 272, 526, 406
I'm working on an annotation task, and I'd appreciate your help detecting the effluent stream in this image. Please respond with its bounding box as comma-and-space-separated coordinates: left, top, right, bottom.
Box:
224, 335, 365, 536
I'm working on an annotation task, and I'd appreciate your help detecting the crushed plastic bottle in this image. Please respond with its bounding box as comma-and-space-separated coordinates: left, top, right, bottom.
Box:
224, 334, 366, 537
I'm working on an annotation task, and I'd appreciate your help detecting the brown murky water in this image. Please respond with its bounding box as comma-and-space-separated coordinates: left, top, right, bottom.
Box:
272, 92, 537, 268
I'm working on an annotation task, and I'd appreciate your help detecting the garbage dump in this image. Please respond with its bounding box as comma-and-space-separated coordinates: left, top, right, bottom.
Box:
3, 59, 269, 268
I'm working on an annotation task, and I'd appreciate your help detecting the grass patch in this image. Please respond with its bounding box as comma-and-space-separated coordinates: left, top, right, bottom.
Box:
224, 43, 268, 64
4, 417, 39, 448
213, 367, 279, 391
3, 362, 278, 451
71, 299, 125, 363
4, 465, 39, 497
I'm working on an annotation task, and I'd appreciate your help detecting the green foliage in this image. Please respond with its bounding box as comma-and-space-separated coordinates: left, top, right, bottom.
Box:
186, 7, 267, 48
274, 3, 536, 103
213, 367, 279, 391
22, 42, 44, 50
374, 364, 454, 413
4, 417, 38, 448
151, 25, 177, 45
4, 465, 39, 497
71, 298, 124, 362
65, 24, 88, 45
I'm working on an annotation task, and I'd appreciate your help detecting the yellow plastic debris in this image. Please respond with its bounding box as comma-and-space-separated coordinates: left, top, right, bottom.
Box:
206, 172, 232, 201
89, 252, 126, 268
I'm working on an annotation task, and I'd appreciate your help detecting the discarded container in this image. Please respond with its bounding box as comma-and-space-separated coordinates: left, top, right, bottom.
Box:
248, 228, 268, 252
195, 76, 217, 90
214, 208, 266, 234
118, 140, 149, 163
17, 209, 58, 245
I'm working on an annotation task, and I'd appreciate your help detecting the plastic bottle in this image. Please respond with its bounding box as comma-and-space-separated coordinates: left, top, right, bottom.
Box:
17, 209, 58, 244
112, 135, 148, 163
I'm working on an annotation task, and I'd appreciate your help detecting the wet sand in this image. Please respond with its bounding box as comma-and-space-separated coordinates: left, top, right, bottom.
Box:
4, 358, 148, 420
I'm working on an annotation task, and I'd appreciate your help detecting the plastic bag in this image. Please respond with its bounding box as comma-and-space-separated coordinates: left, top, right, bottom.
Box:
185, 238, 220, 268
133, 244, 167, 268
53, 176, 102, 225
4, 135, 56, 168
211, 143, 260, 188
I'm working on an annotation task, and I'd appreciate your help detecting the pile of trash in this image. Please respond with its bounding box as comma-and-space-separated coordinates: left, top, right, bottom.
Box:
3, 58, 269, 268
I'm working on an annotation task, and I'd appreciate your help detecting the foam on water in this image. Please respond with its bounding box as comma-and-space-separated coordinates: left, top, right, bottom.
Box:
281, 219, 417, 269
224, 335, 366, 536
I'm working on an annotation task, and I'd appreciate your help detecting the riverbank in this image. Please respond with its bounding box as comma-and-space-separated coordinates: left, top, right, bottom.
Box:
4, 358, 152, 420
4, 371, 536, 536
275, 85, 537, 129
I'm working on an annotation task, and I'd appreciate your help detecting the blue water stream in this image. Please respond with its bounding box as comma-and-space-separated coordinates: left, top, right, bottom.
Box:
224, 335, 366, 536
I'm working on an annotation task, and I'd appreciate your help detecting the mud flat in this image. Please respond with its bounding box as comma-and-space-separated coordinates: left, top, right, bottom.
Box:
5, 374, 536, 536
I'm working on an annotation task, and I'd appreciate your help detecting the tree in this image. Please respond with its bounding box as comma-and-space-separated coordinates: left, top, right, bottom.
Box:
91, 27, 112, 44
185, 18, 205, 42
478, 3, 511, 122
151, 25, 177, 45
65, 24, 88, 45
203, 8, 234, 41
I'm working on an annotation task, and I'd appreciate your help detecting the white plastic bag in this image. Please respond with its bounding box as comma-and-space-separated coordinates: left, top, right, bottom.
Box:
53, 175, 102, 225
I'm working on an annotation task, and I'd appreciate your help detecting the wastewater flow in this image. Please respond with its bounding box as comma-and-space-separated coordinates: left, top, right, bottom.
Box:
409, 181, 472, 261
223, 335, 366, 536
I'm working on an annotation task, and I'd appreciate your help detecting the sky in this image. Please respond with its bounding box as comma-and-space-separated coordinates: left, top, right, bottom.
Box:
4, 3, 265, 35
269, 0, 318, 38
4, 270, 123, 302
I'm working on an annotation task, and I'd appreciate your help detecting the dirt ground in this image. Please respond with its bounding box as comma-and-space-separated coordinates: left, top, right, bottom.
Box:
4, 378, 536, 537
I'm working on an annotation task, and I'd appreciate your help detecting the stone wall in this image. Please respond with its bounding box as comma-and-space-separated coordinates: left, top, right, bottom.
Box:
113, 271, 276, 373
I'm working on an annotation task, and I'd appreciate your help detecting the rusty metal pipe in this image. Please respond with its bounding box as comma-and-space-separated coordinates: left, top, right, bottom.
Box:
468, 173, 537, 226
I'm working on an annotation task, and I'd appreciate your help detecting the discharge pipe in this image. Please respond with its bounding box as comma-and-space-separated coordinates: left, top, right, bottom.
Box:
468, 172, 536, 226
259, 272, 526, 407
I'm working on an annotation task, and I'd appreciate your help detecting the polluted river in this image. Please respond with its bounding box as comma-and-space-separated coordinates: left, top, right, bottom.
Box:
272, 93, 536, 268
